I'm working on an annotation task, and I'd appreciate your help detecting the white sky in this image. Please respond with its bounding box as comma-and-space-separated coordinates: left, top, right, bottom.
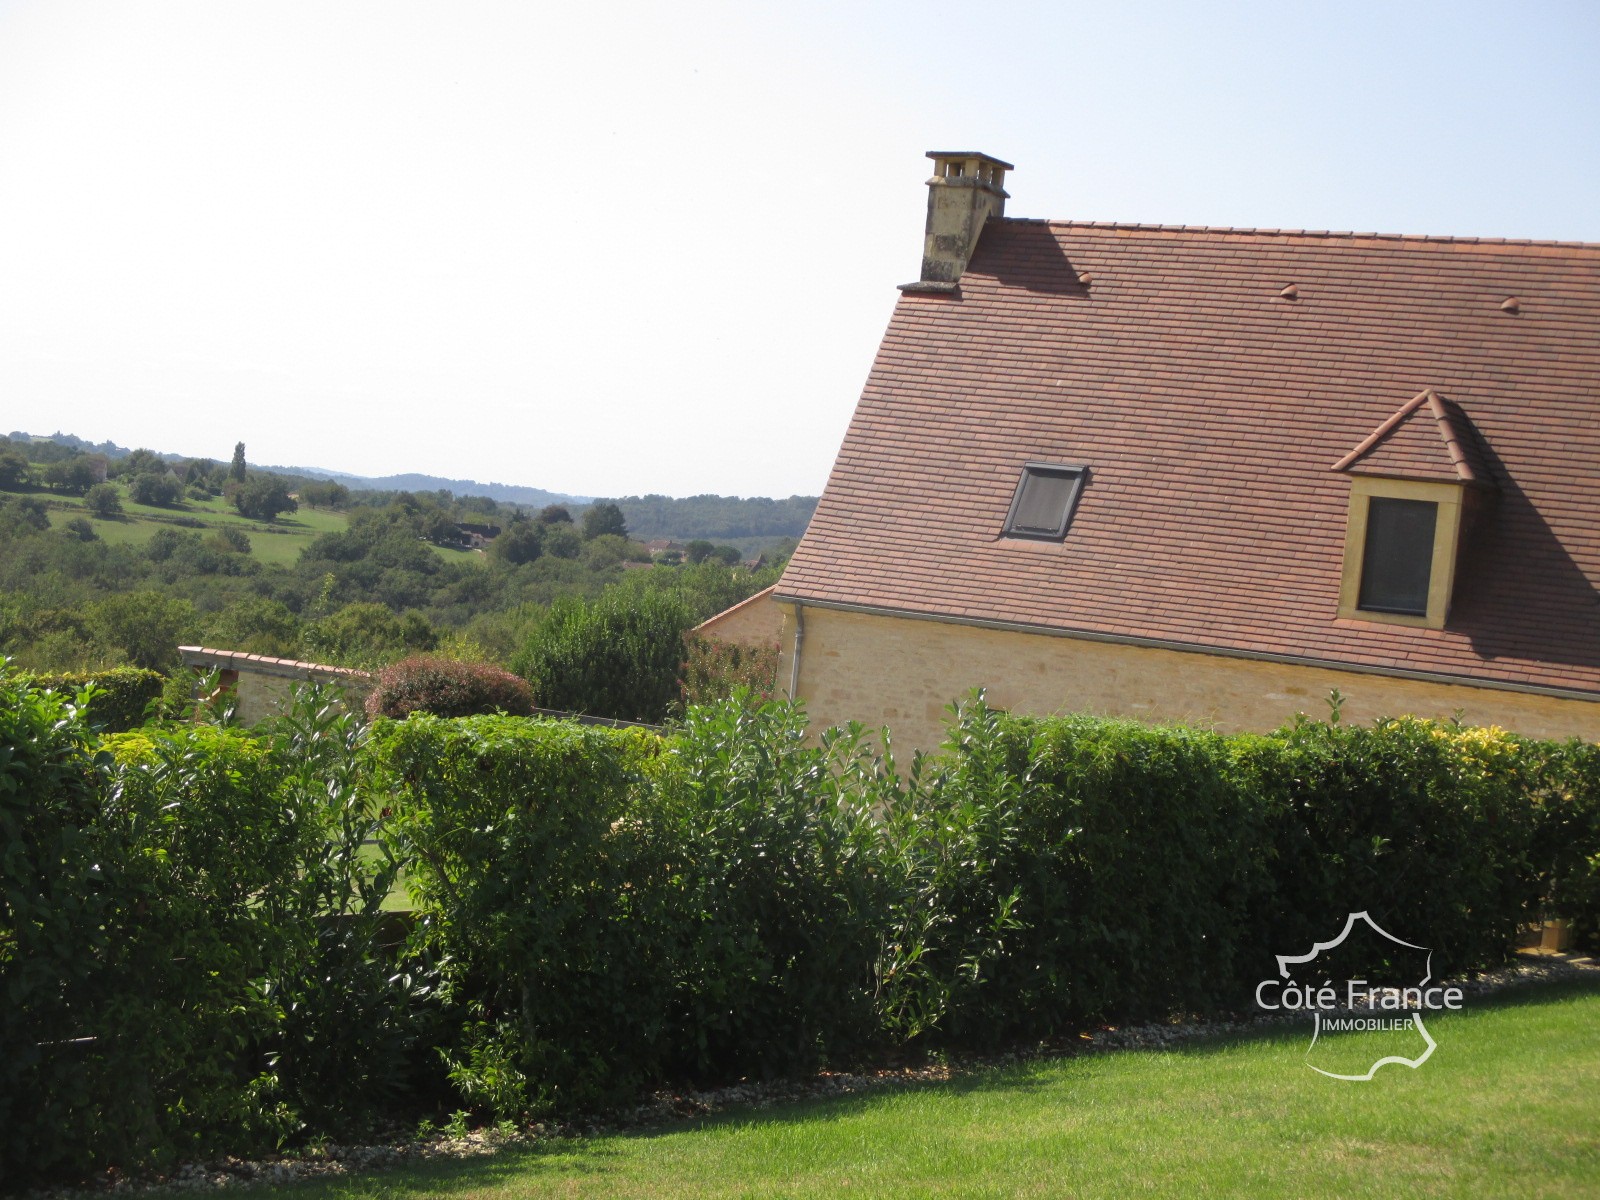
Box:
1, 0, 1596, 498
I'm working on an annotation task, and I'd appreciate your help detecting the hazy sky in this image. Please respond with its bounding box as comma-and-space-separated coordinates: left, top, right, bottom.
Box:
2, 1, 1596, 499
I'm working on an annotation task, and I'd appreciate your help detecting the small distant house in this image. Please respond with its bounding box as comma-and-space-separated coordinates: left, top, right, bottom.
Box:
644, 539, 687, 559
454, 522, 502, 549
758, 151, 1600, 750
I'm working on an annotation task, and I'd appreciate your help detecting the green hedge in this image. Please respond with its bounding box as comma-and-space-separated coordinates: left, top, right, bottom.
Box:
5, 662, 1599, 1185
1, 672, 429, 1188
29, 666, 166, 732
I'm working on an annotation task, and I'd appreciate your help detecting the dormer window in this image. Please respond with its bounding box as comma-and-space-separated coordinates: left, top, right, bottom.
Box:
1357, 496, 1438, 615
1003, 463, 1086, 541
1338, 478, 1464, 627
1331, 389, 1492, 631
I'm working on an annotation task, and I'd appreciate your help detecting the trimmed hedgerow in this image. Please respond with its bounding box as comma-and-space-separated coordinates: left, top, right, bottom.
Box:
30, 665, 165, 732
365, 655, 535, 720
368, 713, 673, 1113
1, 670, 437, 1190
7, 655, 1599, 1184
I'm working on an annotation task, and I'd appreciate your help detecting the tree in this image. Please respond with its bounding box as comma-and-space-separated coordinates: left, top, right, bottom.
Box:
43, 457, 99, 496
0, 449, 28, 491
299, 480, 349, 508
232, 475, 297, 521
424, 512, 462, 547
85, 591, 197, 671
580, 533, 644, 570
230, 442, 247, 482
84, 483, 123, 518
581, 502, 628, 541
490, 521, 543, 565
61, 517, 96, 542
536, 504, 573, 526
685, 539, 715, 565
300, 601, 437, 668
126, 472, 181, 507
541, 524, 582, 560
200, 595, 300, 656
119, 448, 164, 477
0, 495, 50, 537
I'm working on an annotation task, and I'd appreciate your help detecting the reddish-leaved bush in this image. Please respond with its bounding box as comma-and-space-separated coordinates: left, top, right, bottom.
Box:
364, 655, 535, 720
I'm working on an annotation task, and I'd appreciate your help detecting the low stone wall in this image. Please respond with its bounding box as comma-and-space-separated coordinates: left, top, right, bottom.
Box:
178, 646, 371, 725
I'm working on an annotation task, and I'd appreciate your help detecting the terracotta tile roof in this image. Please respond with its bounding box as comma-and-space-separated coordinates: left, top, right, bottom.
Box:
778, 220, 1600, 696
1331, 389, 1493, 484
178, 645, 370, 682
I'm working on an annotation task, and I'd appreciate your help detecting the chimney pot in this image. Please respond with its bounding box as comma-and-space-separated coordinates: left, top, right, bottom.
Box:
903, 151, 1013, 291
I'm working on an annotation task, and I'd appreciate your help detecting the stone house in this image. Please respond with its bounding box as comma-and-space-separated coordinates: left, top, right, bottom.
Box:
758, 151, 1600, 750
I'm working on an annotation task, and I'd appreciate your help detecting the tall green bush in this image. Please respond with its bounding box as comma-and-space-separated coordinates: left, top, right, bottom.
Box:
1, 669, 434, 1188
0, 668, 116, 1181
511, 588, 694, 722
371, 713, 671, 1113
29, 665, 165, 732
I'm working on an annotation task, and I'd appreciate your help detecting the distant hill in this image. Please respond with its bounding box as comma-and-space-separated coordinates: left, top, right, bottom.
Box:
270, 466, 590, 508
605, 494, 817, 543
7, 431, 815, 545
7, 430, 135, 458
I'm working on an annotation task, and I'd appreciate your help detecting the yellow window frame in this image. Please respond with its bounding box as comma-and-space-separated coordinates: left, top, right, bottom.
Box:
1338, 476, 1464, 629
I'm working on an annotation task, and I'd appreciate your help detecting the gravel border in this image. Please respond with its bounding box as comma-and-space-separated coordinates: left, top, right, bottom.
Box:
21, 951, 1597, 1199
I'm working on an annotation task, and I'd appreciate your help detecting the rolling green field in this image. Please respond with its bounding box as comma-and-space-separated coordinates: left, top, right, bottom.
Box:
45, 488, 349, 566
254, 977, 1600, 1200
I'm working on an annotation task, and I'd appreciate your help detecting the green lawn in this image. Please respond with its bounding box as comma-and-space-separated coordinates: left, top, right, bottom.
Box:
46, 491, 346, 566
429, 541, 484, 564
252, 977, 1600, 1199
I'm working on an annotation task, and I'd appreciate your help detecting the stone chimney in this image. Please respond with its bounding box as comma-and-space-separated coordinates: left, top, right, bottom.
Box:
902, 151, 1012, 292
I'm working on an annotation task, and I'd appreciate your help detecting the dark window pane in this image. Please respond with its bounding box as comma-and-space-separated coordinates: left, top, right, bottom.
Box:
1358, 497, 1437, 615
1005, 466, 1084, 539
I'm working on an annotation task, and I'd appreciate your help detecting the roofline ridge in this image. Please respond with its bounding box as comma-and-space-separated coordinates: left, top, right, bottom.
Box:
1330, 389, 1435, 472
1003, 217, 1600, 250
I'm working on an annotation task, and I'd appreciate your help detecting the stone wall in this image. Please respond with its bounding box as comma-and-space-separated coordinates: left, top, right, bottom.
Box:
776, 603, 1600, 752
179, 647, 371, 726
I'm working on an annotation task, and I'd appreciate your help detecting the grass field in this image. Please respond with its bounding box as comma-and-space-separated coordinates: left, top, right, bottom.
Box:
45, 489, 348, 566
254, 976, 1600, 1199
428, 541, 484, 564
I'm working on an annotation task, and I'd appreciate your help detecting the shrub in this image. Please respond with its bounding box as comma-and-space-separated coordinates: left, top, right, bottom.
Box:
7, 658, 1599, 1181
370, 713, 671, 1113
0, 668, 111, 1183
63, 516, 97, 541
209, 525, 251, 554
1524, 735, 1600, 948
511, 589, 694, 722
680, 634, 780, 706
2, 670, 436, 1187
365, 655, 535, 720
30, 665, 166, 732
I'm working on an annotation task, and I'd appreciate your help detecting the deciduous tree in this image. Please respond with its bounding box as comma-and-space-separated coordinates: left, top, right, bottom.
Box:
84, 483, 123, 518
232, 475, 297, 521
581, 502, 628, 541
